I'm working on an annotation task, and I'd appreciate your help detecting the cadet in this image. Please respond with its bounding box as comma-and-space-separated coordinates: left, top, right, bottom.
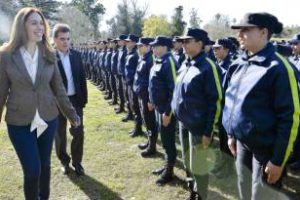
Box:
172, 28, 223, 200
172, 36, 186, 66
212, 38, 233, 73
109, 39, 119, 105
124, 34, 143, 137
115, 35, 127, 114
289, 33, 300, 71
223, 13, 299, 200
104, 39, 113, 100
210, 38, 235, 179
133, 37, 158, 157
149, 36, 178, 185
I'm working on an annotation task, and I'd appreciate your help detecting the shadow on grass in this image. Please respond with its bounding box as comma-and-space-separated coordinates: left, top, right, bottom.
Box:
67, 171, 124, 200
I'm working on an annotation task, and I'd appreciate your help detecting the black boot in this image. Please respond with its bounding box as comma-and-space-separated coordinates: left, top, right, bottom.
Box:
122, 113, 134, 122
115, 106, 125, 114
156, 164, 174, 186
186, 191, 201, 200
152, 166, 166, 175
129, 124, 144, 137
138, 141, 149, 150
141, 131, 157, 157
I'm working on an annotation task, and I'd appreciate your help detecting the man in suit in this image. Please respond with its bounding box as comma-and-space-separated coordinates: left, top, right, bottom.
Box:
53, 23, 88, 176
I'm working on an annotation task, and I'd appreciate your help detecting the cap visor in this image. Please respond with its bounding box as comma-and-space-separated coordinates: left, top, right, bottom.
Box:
178, 36, 194, 40
231, 23, 257, 29
212, 44, 222, 48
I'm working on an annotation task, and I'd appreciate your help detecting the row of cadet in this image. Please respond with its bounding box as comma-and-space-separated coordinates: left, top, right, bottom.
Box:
75, 12, 300, 200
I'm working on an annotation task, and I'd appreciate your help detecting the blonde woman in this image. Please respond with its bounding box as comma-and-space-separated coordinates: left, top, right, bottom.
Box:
0, 7, 80, 200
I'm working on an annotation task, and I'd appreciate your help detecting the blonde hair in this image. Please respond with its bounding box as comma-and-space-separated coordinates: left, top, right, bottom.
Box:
1, 7, 55, 63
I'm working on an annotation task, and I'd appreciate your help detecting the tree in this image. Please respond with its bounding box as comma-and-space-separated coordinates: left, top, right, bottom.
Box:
204, 13, 235, 39
0, 0, 21, 43
170, 6, 186, 36
189, 8, 202, 28
130, 0, 148, 35
106, 17, 119, 38
56, 5, 94, 44
19, 0, 62, 21
142, 15, 172, 37
72, 0, 105, 40
107, 0, 147, 37
115, 0, 131, 35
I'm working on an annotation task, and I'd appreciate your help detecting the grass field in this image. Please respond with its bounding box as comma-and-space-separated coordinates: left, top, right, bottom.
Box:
0, 82, 298, 200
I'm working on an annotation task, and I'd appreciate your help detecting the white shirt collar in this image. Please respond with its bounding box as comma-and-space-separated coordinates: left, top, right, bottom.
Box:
20, 46, 39, 63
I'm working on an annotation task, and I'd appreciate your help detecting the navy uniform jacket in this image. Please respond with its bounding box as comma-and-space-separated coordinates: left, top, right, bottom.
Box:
101, 49, 107, 70
111, 48, 119, 75
133, 51, 155, 99
172, 52, 223, 136
104, 48, 112, 72
289, 55, 300, 72
125, 47, 139, 85
117, 46, 127, 77
222, 43, 300, 167
217, 54, 232, 76
149, 52, 178, 115
172, 48, 186, 66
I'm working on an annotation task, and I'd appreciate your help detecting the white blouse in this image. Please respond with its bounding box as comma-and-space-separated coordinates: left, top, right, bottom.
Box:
20, 46, 48, 138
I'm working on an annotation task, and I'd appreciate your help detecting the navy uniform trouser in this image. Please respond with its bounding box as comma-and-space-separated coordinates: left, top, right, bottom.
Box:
128, 85, 142, 127
155, 111, 177, 165
7, 118, 58, 200
116, 74, 125, 108
236, 140, 287, 200
110, 72, 118, 102
138, 95, 157, 135
122, 77, 132, 114
105, 70, 112, 95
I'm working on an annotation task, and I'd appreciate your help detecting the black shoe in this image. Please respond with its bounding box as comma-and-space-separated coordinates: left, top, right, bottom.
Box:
115, 108, 125, 114
289, 161, 300, 171
152, 166, 166, 175
61, 164, 70, 175
122, 114, 134, 122
72, 163, 85, 176
138, 142, 149, 150
141, 148, 156, 157
104, 95, 112, 100
186, 191, 201, 200
129, 130, 144, 137
155, 166, 174, 186
108, 100, 118, 105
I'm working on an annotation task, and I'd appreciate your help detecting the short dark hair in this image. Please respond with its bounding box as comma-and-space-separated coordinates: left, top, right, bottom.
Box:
53, 23, 71, 38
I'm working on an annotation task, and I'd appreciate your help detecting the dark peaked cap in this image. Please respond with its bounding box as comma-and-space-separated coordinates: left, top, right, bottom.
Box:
231, 12, 283, 34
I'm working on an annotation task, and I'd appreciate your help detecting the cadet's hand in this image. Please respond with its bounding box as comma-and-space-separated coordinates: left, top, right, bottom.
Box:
162, 113, 171, 127
70, 115, 81, 128
264, 161, 283, 184
228, 138, 237, 157
147, 102, 154, 111
202, 135, 211, 149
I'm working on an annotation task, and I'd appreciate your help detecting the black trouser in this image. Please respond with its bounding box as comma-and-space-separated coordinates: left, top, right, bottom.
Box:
110, 72, 118, 102
219, 124, 232, 156
128, 85, 142, 127
116, 74, 125, 108
236, 140, 285, 200
105, 70, 112, 96
155, 111, 177, 165
122, 77, 132, 115
55, 95, 84, 166
138, 96, 157, 136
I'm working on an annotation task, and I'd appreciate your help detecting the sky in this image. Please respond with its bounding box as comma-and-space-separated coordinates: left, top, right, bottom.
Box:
94, 0, 300, 30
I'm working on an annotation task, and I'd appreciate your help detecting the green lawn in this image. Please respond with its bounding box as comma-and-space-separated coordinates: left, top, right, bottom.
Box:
1, 82, 297, 200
